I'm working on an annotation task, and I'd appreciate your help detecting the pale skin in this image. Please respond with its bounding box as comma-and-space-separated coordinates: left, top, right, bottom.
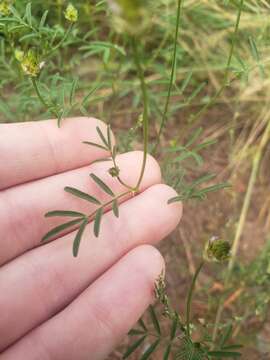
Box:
0, 117, 182, 360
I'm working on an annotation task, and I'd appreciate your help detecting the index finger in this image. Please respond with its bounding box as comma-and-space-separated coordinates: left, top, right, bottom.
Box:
0, 117, 112, 190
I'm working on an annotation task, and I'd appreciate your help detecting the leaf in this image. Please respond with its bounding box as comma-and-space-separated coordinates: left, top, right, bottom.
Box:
128, 329, 146, 336
94, 208, 103, 237
219, 324, 233, 347
73, 218, 88, 257
96, 126, 109, 148
170, 314, 178, 340
45, 210, 85, 218
64, 186, 101, 205
163, 344, 171, 360
112, 199, 119, 218
107, 124, 112, 150
123, 336, 146, 359
90, 173, 114, 196
138, 318, 147, 331
25, 2, 32, 26
140, 339, 160, 360
69, 78, 78, 105
208, 350, 241, 358
39, 10, 49, 29
149, 305, 161, 335
83, 141, 108, 151
42, 218, 83, 242
168, 196, 183, 204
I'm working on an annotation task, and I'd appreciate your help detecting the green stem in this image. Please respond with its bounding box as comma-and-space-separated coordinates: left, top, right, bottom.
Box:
46, 23, 74, 58
31, 77, 49, 109
154, 0, 184, 153
189, 0, 244, 125
186, 261, 204, 337
132, 38, 149, 190
31, 77, 58, 119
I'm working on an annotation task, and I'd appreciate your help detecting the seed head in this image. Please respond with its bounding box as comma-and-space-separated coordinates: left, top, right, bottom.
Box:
20, 50, 44, 77
108, 166, 120, 177
64, 3, 78, 23
204, 236, 231, 263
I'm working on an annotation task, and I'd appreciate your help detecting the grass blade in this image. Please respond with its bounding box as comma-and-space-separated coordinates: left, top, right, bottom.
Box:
83, 141, 108, 151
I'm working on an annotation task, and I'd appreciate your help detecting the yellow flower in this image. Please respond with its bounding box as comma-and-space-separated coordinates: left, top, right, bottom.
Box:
108, 0, 150, 35
20, 50, 44, 77
0, 0, 12, 16
64, 3, 78, 23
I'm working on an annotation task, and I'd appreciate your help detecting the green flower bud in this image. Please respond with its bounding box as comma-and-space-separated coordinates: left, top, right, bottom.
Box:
204, 237, 231, 263
64, 3, 78, 23
20, 50, 44, 77
0, 0, 12, 16
108, 166, 120, 177
108, 0, 150, 35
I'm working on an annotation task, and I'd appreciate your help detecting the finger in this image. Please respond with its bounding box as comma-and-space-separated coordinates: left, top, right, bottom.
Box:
1, 245, 164, 360
0, 117, 113, 190
0, 151, 161, 265
0, 185, 182, 350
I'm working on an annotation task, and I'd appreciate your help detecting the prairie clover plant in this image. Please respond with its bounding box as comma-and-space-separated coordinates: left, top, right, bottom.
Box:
0, 0, 248, 358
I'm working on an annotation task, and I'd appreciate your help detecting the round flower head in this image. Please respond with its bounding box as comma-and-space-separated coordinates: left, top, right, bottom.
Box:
64, 3, 78, 23
0, 0, 13, 16
108, 167, 120, 177
108, 0, 150, 35
204, 236, 231, 263
20, 50, 44, 77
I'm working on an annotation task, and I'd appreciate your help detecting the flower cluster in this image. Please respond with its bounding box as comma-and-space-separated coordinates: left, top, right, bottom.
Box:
0, 0, 12, 16
108, 0, 150, 35
64, 3, 78, 23
204, 236, 231, 263
16, 49, 45, 77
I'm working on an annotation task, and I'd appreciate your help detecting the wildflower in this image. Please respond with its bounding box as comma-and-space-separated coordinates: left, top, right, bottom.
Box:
108, 166, 120, 177
64, 3, 78, 23
204, 236, 231, 262
0, 0, 12, 16
108, 0, 150, 35
20, 50, 44, 77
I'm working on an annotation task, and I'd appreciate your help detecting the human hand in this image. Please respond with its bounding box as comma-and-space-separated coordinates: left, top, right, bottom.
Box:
0, 117, 182, 360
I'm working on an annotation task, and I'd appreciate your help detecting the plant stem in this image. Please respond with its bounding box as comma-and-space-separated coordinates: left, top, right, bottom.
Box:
212, 117, 270, 345
132, 38, 149, 190
186, 261, 204, 337
46, 23, 74, 57
154, 0, 184, 153
31, 77, 49, 109
189, 0, 244, 125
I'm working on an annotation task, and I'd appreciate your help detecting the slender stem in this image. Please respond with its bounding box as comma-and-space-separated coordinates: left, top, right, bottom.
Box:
189, 0, 244, 125
132, 38, 149, 190
31, 77, 49, 109
186, 261, 204, 337
111, 154, 134, 191
154, 0, 184, 153
46, 23, 73, 58
212, 118, 270, 345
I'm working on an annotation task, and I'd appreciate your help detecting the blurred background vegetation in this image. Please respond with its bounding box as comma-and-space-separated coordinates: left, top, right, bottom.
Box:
1, 0, 270, 358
